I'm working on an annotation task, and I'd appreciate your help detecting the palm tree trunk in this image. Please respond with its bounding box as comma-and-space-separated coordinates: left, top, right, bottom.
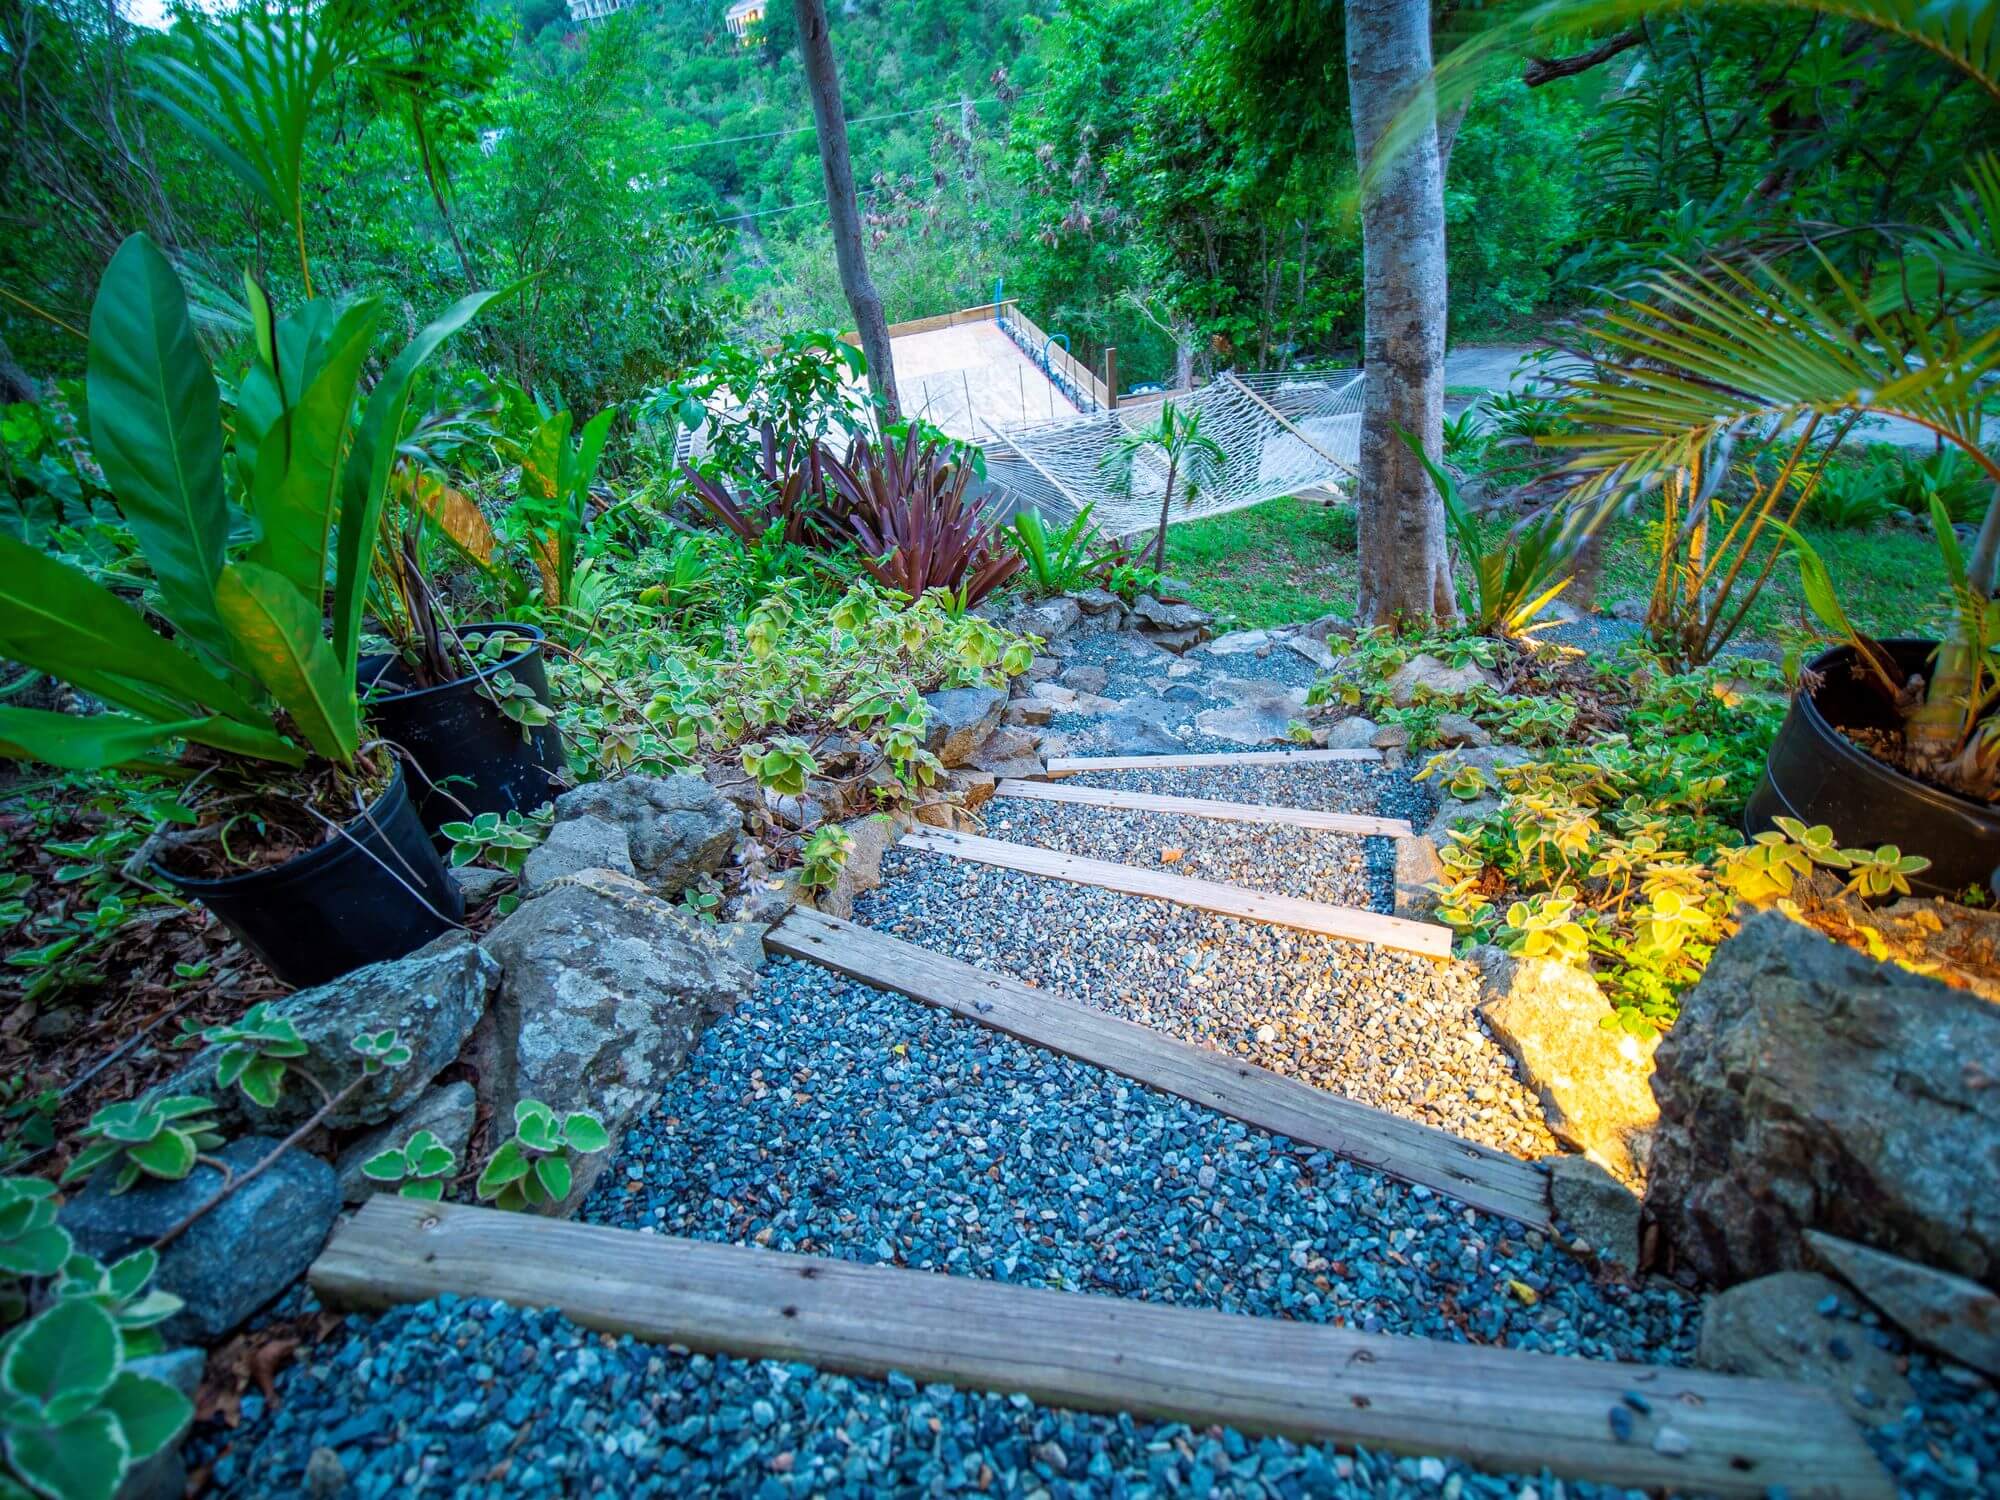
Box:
796, 0, 900, 423
1346, 0, 1456, 628
1153, 455, 1180, 574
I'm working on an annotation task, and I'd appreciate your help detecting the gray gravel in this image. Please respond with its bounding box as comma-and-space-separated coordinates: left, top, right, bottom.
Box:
195, 617, 1994, 1500
205, 1293, 1669, 1499
859, 846, 1560, 1160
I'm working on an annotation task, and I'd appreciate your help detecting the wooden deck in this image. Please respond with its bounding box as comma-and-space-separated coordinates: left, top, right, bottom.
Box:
994, 777, 1413, 837
314, 1199, 1892, 1500
900, 828, 1453, 959
768, 909, 1549, 1224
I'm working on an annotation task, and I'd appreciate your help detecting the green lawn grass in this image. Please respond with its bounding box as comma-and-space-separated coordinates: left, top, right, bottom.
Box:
1165, 494, 1953, 642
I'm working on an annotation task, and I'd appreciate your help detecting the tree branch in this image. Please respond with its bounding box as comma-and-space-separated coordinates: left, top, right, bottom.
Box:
1523, 30, 1643, 88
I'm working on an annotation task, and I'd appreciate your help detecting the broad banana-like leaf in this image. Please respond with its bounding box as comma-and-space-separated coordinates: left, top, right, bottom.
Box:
409, 471, 500, 568
86, 234, 234, 669
215, 562, 359, 765
249, 295, 383, 606
331, 286, 512, 676
0, 707, 211, 772
571, 407, 617, 499
0, 532, 268, 726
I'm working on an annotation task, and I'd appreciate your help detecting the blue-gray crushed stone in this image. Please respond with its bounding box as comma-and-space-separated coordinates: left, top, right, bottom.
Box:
198, 621, 1994, 1499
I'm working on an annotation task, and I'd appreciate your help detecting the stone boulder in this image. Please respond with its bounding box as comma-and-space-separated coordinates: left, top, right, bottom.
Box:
1130, 594, 1210, 633
61, 1137, 338, 1344
480, 868, 763, 1211
1059, 665, 1109, 694
1548, 1154, 1642, 1272
1696, 1271, 1914, 1425
334, 1080, 478, 1204
174, 936, 497, 1132
921, 687, 1007, 767
1011, 596, 1082, 640
966, 725, 1044, 779
552, 774, 740, 895
1069, 587, 1125, 617
1285, 635, 1336, 672
1809, 1230, 2000, 1378
1321, 717, 1380, 751
1203, 629, 1271, 657
1295, 612, 1352, 644
1385, 653, 1501, 707
1646, 912, 2000, 1289
1475, 946, 1658, 1181
519, 814, 634, 898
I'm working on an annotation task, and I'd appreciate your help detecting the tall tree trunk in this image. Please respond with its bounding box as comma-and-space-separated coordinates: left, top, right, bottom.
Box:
1346, 0, 1456, 628
797, 0, 900, 423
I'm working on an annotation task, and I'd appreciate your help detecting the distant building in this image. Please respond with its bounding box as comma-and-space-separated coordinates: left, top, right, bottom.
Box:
567, 0, 631, 20
724, 0, 764, 44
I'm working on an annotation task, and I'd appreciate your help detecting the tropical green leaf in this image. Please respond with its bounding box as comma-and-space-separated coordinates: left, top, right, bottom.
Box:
97, 1372, 190, 1465
214, 562, 359, 765
85, 234, 233, 669
2, 1299, 119, 1409
248, 295, 384, 606
4, 1407, 127, 1500
561, 1113, 609, 1155
0, 533, 268, 728
0, 709, 207, 773
330, 286, 511, 676
532, 1153, 571, 1203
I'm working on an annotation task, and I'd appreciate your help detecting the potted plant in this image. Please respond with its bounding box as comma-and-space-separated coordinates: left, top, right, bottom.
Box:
358, 449, 577, 832
0, 234, 505, 985
1751, 499, 2000, 897
1538, 146, 2000, 897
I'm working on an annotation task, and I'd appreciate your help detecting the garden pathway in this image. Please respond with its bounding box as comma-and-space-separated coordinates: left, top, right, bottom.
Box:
205, 628, 1946, 1498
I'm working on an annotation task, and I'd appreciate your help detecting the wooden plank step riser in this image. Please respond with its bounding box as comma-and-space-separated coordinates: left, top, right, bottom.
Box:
1045, 747, 1382, 777
995, 777, 1412, 838
768, 909, 1550, 1226
313, 1200, 1891, 1500
900, 828, 1453, 960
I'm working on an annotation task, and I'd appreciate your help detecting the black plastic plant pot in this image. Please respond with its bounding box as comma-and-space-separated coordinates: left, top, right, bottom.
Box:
1744, 638, 2000, 899
359, 623, 564, 833
156, 763, 464, 989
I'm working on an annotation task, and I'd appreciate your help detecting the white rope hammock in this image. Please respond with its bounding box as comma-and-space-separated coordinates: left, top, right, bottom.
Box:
981, 369, 1362, 535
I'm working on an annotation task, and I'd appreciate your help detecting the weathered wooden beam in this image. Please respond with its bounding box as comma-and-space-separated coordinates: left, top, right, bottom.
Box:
314, 1199, 1892, 1500
994, 777, 1413, 837
899, 828, 1453, 959
768, 908, 1547, 1224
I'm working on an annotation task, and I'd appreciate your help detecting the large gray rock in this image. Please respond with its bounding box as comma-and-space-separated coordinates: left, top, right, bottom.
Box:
1385, 653, 1501, 706
921, 687, 1008, 768
552, 774, 741, 895
1013, 596, 1082, 640
1549, 1154, 1642, 1271
1475, 946, 1658, 1182
966, 725, 1044, 780
334, 1080, 477, 1205
519, 814, 634, 898
1321, 716, 1380, 751
1069, 587, 1125, 617
174, 935, 497, 1131
1130, 594, 1210, 633
1059, 665, 1109, 694
1697, 1272, 1914, 1425
61, 1136, 338, 1344
480, 868, 762, 1212
1808, 1230, 2000, 1378
1647, 912, 2000, 1289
